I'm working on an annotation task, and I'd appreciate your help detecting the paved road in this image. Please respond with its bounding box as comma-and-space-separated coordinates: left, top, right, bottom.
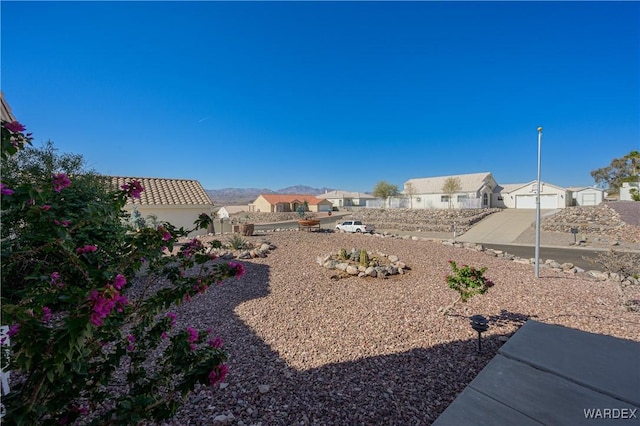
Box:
482, 243, 605, 271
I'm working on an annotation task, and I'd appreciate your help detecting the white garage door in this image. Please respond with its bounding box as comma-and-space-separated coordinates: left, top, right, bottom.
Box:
516, 194, 558, 209
581, 193, 596, 206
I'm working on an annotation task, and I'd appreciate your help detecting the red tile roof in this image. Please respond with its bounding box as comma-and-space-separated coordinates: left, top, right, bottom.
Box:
258, 194, 328, 205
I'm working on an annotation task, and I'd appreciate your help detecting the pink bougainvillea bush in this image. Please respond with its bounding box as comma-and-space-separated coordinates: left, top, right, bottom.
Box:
1, 121, 244, 424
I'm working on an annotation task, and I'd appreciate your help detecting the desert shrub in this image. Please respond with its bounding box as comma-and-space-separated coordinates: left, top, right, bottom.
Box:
584, 249, 640, 279
445, 260, 494, 303
227, 233, 247, 250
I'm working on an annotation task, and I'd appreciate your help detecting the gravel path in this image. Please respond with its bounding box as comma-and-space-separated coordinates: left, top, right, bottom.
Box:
154, 231, 639, 426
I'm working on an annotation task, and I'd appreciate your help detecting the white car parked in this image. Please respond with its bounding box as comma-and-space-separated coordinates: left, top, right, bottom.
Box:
335, 220, 375, 233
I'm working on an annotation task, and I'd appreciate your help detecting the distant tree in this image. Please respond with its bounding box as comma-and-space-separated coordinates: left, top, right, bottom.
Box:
373, 181, 399, 208
442, 177, 462, 209
590, 150, 640, 191
404, 182, 416, 209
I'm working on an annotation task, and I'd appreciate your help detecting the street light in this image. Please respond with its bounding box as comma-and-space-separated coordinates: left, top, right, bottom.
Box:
535, 127, 543, 278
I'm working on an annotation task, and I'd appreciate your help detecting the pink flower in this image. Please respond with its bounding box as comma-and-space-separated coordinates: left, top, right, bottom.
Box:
50, 272, 63, 288
52, 173, 71, 192
228, 261, 246, 278
208, 337, 223, 349
87, 284, 128, 327
42, 307, 52, 322
186, 326, 198, 343
161, 332, 168, 340
7, 324, 20, 337
41, 205, 51, 210
76, 244, 98, 254
54, 219, 71, 227
181, 238, 203, 257
166, 312, 177, 326
112, 274, 126, 290
208, 364, 229, 386
127, 334, 135, 351
1, 183, 14, 195
4, 121, 26, 133
121, 180, 144, 199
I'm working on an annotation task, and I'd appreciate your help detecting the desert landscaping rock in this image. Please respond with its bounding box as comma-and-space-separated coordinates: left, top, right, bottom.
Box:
149, 230, 639, 426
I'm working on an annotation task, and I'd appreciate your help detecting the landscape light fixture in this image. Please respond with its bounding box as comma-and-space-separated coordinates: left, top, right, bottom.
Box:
470, 315, 489, 353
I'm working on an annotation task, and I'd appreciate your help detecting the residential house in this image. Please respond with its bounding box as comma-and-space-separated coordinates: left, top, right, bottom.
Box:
216, 205, 249, 219
620, 181, 640, 201
567, 186, 605, 206
315, 190, 376, 209
402, 172, 498, 209
498, 181, 570, 209
111, 176, 214, 236
249, 194, 333, 213
491, 183, 526, 208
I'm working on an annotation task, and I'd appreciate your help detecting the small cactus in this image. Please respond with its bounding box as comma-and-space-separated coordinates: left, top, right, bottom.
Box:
359, 249, 369, 267
338, 248, 348, 260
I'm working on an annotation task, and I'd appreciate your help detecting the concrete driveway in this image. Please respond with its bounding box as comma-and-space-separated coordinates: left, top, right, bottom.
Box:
455, 209, 557, 244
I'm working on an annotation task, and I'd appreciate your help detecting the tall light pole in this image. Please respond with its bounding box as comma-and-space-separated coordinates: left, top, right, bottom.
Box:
535, 127, 543, 278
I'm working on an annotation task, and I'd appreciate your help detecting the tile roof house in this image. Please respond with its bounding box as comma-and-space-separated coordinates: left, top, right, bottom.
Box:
1, 91, 17, 122
315, 190, 376, 209
111, 176, 214, 236
249, 194, 333, 213
403, 172, 498, 209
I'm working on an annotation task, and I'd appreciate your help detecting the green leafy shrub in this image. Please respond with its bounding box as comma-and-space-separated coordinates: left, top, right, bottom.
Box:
0, 121, 244, 424
445, 260, 494, 302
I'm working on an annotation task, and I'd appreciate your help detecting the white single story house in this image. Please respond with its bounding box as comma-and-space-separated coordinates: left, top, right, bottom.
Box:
620, 181, 640, 201
249, 194, 333, 213
216, 205, 249, 219
111, 176, 214, 236
567, 186, 606, 206
402, 172, 498, 209
497, 181, 570, 209
315, 190, 377, 209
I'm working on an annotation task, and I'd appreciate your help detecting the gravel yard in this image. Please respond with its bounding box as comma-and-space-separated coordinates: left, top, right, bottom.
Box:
158, 231, 640, 426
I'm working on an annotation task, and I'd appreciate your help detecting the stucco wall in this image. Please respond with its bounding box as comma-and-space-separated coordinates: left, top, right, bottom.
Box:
125, 205, 212, 236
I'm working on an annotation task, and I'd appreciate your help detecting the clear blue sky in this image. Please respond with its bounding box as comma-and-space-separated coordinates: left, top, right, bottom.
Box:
2, 1, 639, 192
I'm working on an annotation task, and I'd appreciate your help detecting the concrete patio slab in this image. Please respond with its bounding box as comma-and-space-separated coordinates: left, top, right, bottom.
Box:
433, 320, 640, 425
500, 320, 640, 406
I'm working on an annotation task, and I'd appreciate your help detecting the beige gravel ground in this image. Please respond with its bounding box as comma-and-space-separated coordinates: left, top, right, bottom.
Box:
160, 231, 640, 426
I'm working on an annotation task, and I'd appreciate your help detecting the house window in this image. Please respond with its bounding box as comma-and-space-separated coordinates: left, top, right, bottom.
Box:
483, 193, 488, 206
457, 195, 469, 202
441, 195, 450, 202
497, 196, 504, 201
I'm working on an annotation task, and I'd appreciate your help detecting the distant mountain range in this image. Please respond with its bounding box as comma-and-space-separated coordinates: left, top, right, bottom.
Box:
205, 185, 336, 206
